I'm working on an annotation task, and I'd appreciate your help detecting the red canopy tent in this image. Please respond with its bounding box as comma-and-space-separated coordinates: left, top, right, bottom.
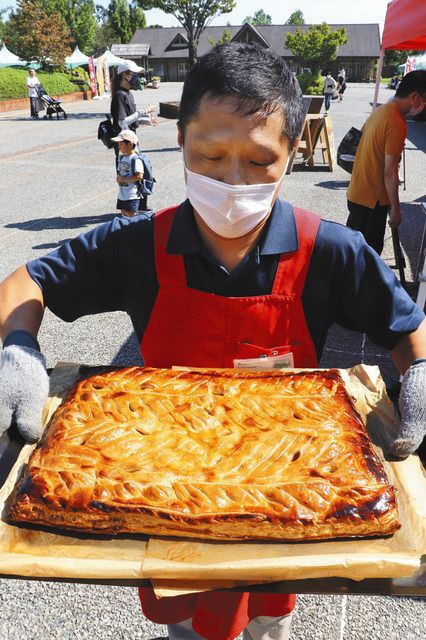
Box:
373, 0, 426, 107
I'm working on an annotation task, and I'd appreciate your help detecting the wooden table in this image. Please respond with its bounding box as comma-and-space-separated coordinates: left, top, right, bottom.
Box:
287, 114, 336, 174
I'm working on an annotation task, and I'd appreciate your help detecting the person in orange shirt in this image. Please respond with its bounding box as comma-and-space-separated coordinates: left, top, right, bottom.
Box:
346, 70, 426, 255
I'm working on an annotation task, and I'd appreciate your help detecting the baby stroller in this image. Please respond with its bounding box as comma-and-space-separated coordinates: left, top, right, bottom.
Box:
35, 84, 67, 120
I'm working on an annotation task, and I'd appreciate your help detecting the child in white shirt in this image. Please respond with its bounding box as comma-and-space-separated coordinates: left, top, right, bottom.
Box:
110, 130, 143, 217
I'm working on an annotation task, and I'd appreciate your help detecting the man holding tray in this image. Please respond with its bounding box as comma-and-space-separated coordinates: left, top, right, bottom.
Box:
0, 43, 425, 640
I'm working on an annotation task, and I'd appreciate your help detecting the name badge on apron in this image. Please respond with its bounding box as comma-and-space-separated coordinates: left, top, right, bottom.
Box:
233, 351, 294, 371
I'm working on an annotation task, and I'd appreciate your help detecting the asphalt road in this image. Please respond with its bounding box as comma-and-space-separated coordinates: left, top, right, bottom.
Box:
0, 82, 425, 640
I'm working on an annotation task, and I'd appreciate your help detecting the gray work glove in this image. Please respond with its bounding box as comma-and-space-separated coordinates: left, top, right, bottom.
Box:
0, 333, 49, 443
390, 360, 426, 458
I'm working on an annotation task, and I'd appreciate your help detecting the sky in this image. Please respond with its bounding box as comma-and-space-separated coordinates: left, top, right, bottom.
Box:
0, 0, 392, 35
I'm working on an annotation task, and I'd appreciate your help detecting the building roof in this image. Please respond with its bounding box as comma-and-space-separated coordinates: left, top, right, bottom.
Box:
130, 23, 381, 59
111, 43, 151, 57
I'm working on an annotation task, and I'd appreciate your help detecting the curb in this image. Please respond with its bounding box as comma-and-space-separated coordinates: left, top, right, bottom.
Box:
0, 90, 93, 113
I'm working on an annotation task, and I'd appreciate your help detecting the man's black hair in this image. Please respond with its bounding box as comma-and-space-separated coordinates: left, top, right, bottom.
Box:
178, 43, 304, 149
396, 70, 426, 98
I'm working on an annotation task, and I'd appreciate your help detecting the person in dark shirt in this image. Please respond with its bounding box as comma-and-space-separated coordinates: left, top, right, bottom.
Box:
110, 59, 157, 211
110, 59, 156, 161
110, 59, 143, 136
0, 43, 425, 640
337, 74, 347, 101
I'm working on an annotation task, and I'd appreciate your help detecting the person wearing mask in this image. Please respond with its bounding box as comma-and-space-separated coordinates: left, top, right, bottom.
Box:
26, 68, 41, 119
110, 60, 157, 158
110, 59, 157, 212
0, 43, 425, 640
346, 70, 426, 255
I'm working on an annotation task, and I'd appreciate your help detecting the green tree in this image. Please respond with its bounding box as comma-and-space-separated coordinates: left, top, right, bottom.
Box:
94, 0, 146, 50
208, 27, 232, 47
4, 0, 72, 66
243, 9, 271, 25
93, 21, 116, 54
43, 0, 98, 53
73, 1, 98, 52
286, 9, 304, 26
95, 3, 108, 23
108, 0, 133, 42
285, 23, 347, 75
0, 7, 12, 43
139, 1, 236, 67
130, 0, 147, 32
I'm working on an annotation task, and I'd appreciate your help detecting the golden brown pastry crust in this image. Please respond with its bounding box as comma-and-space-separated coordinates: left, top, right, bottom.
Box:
7, 367, 400, 540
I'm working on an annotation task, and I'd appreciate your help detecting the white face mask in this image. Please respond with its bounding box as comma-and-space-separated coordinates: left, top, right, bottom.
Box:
183, 159, 287, 238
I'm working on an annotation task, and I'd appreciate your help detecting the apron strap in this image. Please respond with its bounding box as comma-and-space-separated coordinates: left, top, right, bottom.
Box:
154, 205, 320, 297
272, 207, 321, 297
154, 207, 187, 287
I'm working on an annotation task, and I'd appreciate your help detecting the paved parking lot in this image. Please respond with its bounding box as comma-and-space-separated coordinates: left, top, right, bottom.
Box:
0, 81, 425, 640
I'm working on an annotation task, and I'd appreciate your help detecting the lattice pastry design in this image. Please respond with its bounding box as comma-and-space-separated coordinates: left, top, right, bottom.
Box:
8, 367, 400, 540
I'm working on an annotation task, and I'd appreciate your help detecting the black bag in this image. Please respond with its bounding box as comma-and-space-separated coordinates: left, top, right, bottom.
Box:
131, 152, 156, 196
98, 114, 114, 149
337, 126, 363, 174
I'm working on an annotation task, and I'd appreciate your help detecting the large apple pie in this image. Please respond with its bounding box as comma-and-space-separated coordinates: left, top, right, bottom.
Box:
7, 367, 400, 540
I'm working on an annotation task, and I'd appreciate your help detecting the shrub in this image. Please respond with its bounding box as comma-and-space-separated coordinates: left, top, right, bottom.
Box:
0, 66, 89, 101
69, 66, 90, 88
296, 71, 324, 96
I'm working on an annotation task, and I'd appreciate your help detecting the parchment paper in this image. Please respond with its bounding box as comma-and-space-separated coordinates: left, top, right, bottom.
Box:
0, 363, 425, 590
0, 363, 148, 580
145, 365, 426, 596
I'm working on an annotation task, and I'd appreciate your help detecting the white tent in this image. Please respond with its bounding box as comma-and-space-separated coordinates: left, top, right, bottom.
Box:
413, 51, 426, 70
99, 48, 126, 67
0, 44, 26, 67
398, 55, 418, 75
65, 46, 89, 69
397, 52, 426, 74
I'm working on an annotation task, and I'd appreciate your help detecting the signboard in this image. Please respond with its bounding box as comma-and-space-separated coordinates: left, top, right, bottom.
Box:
88, 56, 97, 96
103, 58, 111, 92
96, 57, 105, 95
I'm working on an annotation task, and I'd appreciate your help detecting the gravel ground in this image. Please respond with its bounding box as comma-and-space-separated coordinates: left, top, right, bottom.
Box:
0, 81, 425, 640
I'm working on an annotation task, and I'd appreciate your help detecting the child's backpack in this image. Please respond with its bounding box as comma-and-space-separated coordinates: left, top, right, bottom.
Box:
131, 152, 156, 196
98, 114, 114, 149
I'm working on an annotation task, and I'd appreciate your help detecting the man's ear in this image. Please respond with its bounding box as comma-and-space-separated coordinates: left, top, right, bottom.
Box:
290, 138, 300, 155
177, 126, 182, 148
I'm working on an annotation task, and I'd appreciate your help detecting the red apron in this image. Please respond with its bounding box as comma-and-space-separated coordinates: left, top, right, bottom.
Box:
139, 205, 320, 640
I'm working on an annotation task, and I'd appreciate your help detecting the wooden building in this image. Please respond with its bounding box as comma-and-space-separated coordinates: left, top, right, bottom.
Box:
126, 22, 380, 82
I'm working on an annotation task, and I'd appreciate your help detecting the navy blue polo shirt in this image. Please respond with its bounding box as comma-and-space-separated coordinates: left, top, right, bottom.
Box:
27, 199, 424, 360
